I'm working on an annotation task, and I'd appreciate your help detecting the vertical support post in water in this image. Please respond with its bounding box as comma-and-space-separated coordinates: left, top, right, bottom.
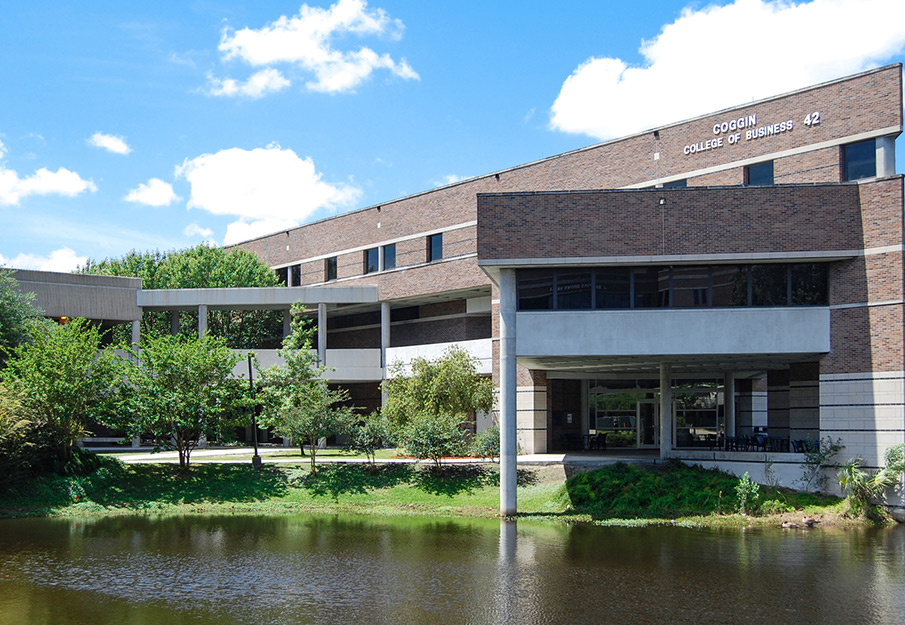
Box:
499, 269, 518, 517
248, 354, 262, 469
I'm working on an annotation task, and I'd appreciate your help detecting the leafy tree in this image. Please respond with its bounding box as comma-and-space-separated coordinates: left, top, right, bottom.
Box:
82, 244, 283, 348
0, 318, 120, 466
471, 423, 500, 462
839, 444, 905, 521
0, 383, 33, 490
258, 304, 356, 471
111, 333, 245, 469
347, 411, 396, 465
0, 269, 47, 354
402, 411, 468, 467
381, 345, 493, 427
381, 345, 493, 465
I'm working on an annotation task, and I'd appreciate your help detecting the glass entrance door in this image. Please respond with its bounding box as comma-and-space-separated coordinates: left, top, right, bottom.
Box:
637, 399, 659, 448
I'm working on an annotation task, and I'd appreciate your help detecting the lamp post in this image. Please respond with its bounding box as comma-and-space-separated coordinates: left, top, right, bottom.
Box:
248, 354, 262, 468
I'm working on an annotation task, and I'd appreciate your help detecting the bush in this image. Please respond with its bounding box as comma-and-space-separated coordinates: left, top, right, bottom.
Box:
839, 444, 905, 521
347, 412, 396, 464
606, 431, 636, 448
401, 412, 468, 467
760, 499, 795, 515
471, 424, 500, 461
735, 472, 760, 515
0, 384, 34, 491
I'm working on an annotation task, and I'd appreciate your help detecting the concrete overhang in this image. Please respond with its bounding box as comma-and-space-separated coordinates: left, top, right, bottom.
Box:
516, 307, 830, 375
137, 285, 379, 311
11, 269, 142, 322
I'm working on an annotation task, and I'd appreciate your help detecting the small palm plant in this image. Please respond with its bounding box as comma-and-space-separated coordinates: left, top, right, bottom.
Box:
838, 444, 905, 521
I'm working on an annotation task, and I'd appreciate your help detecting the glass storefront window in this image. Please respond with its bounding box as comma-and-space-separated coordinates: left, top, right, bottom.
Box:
751, 264, 788, 306
633, 267, 669, 308
672, 266, 710, 307
518, 269, 554, 310
595, 267, 631, 308
556, 270, 592, 309
791, 264, 828, 305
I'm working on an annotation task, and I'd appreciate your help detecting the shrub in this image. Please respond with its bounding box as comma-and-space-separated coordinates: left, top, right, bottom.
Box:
347, 412, 396, 464
471, 424, 500, 461
760, 499, 795, 515
401, 412, 468, 467
839, 444, 905, 521
735, 472, 760, 515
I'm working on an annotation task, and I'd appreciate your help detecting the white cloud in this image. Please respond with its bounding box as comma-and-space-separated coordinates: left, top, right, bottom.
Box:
216, 0, 418, 95
182, 223, 214, 238
0, 166, 97, 206
175, 143, 361, 245
124, 178, 181, 207
550, 0, 905, 140
206, 67, 291, 98
0, 139, 6, 158
88, 132, 132, 155
0, 247, 87, 272
434, 174, 465, 187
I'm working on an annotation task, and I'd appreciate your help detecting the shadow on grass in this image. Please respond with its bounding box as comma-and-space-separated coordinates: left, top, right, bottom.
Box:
299, 463, 414, 498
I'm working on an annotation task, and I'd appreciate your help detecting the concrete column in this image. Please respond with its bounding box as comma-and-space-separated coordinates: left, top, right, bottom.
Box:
876, 135, 896, 178
499, 269, 517, 517
659, 362, 672, 460
170, 311, 179, 336
378, 246, 385, 272
317, 303, 327, 365
282, 309, 292, 338
380, 302, 391, 367
725, 372, 736, 437
131, 319, 141, 347
197, 304, 208, 337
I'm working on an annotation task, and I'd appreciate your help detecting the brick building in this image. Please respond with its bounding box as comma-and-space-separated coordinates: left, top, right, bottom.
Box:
233, 64, 904, 514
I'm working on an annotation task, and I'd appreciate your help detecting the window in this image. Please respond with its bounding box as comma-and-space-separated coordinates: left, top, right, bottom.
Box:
843, 139, 876, 181
382, 244, 396, 270
290, 264, 301, 287
672, 266, 710, 307
751, 264, 787, 306
275, 267, 288, 286
325, 256, 337, 282
364, 248, 379, 274
556, 270, 592, 309
428, 233, 443, 262
595, 267, 631, 309
662, 179, 687, 188
745, 161, 773, 186
633, 267, 669, 308
791, 264, 828, 306
518, 269, 554, 310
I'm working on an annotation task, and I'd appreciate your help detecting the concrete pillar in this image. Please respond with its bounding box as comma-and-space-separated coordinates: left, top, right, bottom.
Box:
317, 303, 327, 365
170, 311, 179, 336
380, 302, 391, 367
659, 362, 672, 460
283, 309, 292, 338
378, 246, 385, 272
725, 372, 736, 437
197, 305, 208, 338
131, 319, 141, 347
876, 135, 896, 177
499, 268, 518, 516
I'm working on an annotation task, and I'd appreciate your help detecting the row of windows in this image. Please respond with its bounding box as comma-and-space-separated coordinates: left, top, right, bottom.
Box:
661, 139, 876, 189
277, 234, 444, 284
517, 264, 828, 311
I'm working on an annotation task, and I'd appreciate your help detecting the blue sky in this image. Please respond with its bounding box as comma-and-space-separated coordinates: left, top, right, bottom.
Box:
1, 0, 904, 271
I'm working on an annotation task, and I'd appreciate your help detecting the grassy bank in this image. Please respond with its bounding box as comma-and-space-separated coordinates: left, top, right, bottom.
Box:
0, 456, 851, 527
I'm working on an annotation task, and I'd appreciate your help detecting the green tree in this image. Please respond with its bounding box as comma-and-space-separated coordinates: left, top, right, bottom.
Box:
839, 444, 905, 521
347, 411, 396, 465
0, 318, 120, 466
381, 345, 494, 427
0, 383, 34, 490
82, 244, 283, 348
111, 333, 245, 469
382, 345, 493, 465
258, 304, 356, 471
0, 269, 47, 354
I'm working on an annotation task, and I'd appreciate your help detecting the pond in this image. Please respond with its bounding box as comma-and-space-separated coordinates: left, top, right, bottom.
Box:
1, 515, 903, 625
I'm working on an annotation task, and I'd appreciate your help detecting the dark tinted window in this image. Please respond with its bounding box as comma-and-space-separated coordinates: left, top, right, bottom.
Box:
325, 257, 337, 282
792, 264, 828, 305
662, 179, 687, 188
711, 266, 748, 306
556, 270, 592, 309
634, 267, 669, 308
383, 244, 396, 270
428, 234, 443, 262
595, 267, 631, 309
275, 267, 288, 286
672, 266, 710, 307
518, 270, 554, 310
751, 264, 787, 306
843, 139, 876, 181
290, 264, 301, 286
364, 248, 379, 274
746, 161, 774, 186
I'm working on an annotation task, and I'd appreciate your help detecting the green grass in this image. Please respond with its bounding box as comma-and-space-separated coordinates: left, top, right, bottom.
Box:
565, 459, 842, 520
0, 456, 846, 527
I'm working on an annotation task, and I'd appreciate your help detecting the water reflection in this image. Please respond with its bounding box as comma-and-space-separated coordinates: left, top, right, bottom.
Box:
0, 515, 903, 625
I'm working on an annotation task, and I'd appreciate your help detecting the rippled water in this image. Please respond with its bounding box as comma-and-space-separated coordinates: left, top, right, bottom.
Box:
1, 515, 903, 625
